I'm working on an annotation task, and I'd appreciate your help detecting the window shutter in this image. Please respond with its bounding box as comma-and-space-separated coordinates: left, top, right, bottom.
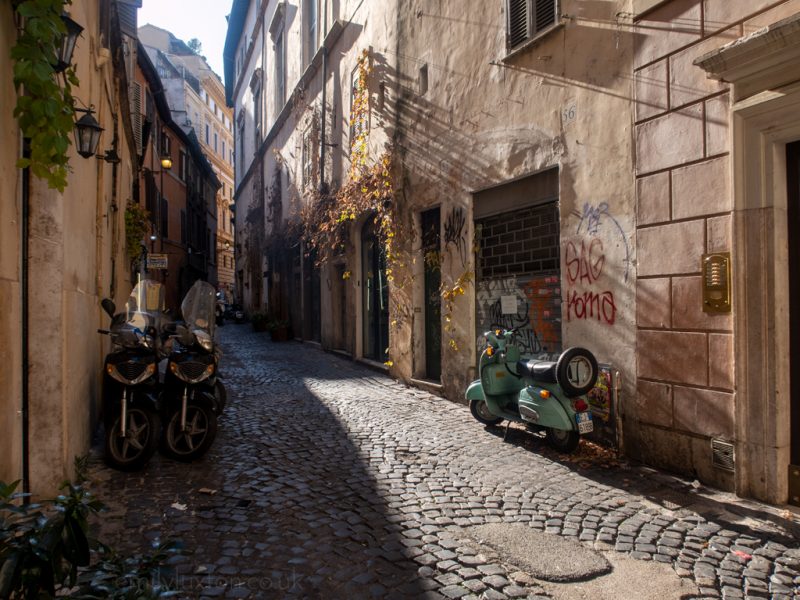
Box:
534, 0, 557, 34
130, 82, 143, 156
117, 4, 137, 38
507, 0, 529, 48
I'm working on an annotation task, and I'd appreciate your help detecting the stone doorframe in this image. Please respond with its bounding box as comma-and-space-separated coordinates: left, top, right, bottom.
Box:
696, 14, 800, 503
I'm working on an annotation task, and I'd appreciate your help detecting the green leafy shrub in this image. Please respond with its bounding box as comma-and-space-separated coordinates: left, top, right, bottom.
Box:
0, 477, 183, 599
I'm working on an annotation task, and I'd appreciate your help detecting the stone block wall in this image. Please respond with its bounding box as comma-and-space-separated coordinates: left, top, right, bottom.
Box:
632, 0, 800, 488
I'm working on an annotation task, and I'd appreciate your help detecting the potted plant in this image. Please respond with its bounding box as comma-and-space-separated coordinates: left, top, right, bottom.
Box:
251, 312, 269, 332
268, 318, 290, 342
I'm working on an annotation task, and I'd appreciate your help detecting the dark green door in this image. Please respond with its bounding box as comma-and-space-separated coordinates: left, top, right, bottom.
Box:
422, 208, 441, 380
362, 216, 389, 362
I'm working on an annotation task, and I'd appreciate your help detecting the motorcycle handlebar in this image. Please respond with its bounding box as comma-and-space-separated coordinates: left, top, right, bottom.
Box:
97, 329, 109, 335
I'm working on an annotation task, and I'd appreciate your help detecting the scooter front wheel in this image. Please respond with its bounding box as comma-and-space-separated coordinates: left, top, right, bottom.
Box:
470, 398, 503, 426
105, 407, 161, 471
161, 400, 218, 461
545, 428, 580, 453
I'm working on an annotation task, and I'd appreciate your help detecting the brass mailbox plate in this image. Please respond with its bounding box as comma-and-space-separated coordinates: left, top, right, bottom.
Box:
702, 252, 731, 313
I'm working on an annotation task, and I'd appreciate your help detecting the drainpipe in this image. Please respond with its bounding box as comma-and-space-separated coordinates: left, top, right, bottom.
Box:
21, 139, 30, 499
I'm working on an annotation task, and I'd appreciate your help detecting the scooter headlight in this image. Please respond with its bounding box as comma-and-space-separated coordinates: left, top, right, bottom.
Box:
195, 330, 213, 352
106, 360, 156, 385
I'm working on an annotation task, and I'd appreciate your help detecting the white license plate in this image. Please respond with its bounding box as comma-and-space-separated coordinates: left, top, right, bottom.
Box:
576, 411, 594, 434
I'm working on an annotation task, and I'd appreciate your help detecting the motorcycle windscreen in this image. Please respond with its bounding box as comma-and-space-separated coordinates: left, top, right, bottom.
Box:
124, 279, 165, 331
181, 280, 217, 336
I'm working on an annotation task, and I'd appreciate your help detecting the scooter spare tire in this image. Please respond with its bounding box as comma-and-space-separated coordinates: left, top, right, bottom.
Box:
555, 347, 599, 397
160, 398, 218, 462
104, 407, 161, 471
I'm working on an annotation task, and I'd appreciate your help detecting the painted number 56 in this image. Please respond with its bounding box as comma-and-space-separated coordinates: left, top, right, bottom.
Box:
563, 104, 576, 124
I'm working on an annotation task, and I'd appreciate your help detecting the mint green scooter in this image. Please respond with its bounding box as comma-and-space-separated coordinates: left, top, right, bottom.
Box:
465, 327, 598, 453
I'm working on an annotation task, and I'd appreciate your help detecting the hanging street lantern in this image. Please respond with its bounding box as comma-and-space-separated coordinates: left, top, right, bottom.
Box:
54, 13, 83, 73
73, 108, 104, 158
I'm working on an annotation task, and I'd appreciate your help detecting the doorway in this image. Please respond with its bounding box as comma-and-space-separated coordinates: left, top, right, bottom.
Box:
304, 247, 321, 342
788, 141, 800, 504
421, 208, 442, 380
361, 216, 389, 362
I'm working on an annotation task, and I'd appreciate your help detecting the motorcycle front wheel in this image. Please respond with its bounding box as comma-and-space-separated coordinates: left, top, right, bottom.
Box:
545, 427, 580, 453
105, 407, 161, 471
161, 400, 218, 461
470, 398, 503, 426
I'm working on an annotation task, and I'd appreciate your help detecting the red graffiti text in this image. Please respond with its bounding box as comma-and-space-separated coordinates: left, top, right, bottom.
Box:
566, 289, 617, 325
565, 239, 605, 285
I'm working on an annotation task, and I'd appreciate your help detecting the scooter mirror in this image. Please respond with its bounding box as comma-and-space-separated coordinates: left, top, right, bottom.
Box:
101, 298, 116, 318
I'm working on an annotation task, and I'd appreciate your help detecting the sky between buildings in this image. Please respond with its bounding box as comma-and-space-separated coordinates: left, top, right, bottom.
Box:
138, 0, 230, 80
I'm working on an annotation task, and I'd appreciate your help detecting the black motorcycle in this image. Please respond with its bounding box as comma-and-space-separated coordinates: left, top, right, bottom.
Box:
98, 280, 165, 470
161, 280, 223, 461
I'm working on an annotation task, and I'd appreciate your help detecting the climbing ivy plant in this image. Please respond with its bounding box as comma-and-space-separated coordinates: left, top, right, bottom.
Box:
124, 203, 149, 262
11, 0, 80, 192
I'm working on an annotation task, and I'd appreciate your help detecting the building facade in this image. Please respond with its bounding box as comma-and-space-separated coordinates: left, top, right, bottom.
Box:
226, 0, 800, 505
1, 0, 141, 493
139, 24, 235, 301
134, 44, 220, 310
633, 0, 800, 504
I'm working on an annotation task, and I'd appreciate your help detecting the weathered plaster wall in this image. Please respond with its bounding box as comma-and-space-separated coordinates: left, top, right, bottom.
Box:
393, 1, 636, 423
23, 0, 134, 494
0, 3, 23, 485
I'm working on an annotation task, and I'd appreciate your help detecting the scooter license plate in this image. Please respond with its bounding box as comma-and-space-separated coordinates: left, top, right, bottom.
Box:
575, 411, 594, 434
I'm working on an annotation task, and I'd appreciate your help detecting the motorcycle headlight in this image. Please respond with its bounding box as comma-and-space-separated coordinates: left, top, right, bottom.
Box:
195, 330, 213, 352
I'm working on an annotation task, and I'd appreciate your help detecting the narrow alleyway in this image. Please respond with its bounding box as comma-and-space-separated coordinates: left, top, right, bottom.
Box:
88, 325, 800, 599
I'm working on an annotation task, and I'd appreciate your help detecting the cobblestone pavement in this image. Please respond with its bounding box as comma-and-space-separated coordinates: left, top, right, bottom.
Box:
88, 325, 800, 599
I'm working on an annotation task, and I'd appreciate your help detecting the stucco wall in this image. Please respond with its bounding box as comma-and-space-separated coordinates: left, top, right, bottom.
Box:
392, 1, 636, 423
0, 3, 23, 485
4, 0, 135, 494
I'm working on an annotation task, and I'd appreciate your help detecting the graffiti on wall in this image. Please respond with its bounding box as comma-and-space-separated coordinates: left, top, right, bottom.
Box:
444, 207, 467, 267
476, 276, 562, 356
565, 201, 630, 326
565, 239, 617, 325
574, 201, 632, 281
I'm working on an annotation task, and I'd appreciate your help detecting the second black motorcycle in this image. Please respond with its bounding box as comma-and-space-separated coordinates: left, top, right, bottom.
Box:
98, 280, 165, 470
161, 280, 223, 461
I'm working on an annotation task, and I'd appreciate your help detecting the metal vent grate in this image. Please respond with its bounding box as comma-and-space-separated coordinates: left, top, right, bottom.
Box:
711, 439, 735, 471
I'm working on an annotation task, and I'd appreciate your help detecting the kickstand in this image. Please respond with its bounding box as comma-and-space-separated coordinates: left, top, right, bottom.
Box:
503, 421, 512, 442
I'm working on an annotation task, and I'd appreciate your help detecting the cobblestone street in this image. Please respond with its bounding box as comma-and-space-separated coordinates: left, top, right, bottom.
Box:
88, 325, 800, 599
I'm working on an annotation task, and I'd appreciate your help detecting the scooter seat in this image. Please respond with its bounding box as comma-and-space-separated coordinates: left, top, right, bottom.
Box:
516, 359, 557, 384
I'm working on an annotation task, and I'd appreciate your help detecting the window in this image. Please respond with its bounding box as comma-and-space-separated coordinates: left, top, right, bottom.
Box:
350, 59, 369, 149
205, 123, 210, 144
214, 132, 218, 153
275, 28, 286, 109
180, 210, 186, 243
506, 0, 558, 50
179, 151, 187, 181
222, 140, 226, 159
301, 126, 313, 188
161, 129, 171, 156
304, 0, 318, 64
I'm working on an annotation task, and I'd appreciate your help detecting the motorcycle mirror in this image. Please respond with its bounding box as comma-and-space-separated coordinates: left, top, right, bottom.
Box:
101, 298, 116, 318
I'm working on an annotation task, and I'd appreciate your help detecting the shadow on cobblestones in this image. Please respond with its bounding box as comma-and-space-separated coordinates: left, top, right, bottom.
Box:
89, 325, 426, 599
87, 324, 800, 600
